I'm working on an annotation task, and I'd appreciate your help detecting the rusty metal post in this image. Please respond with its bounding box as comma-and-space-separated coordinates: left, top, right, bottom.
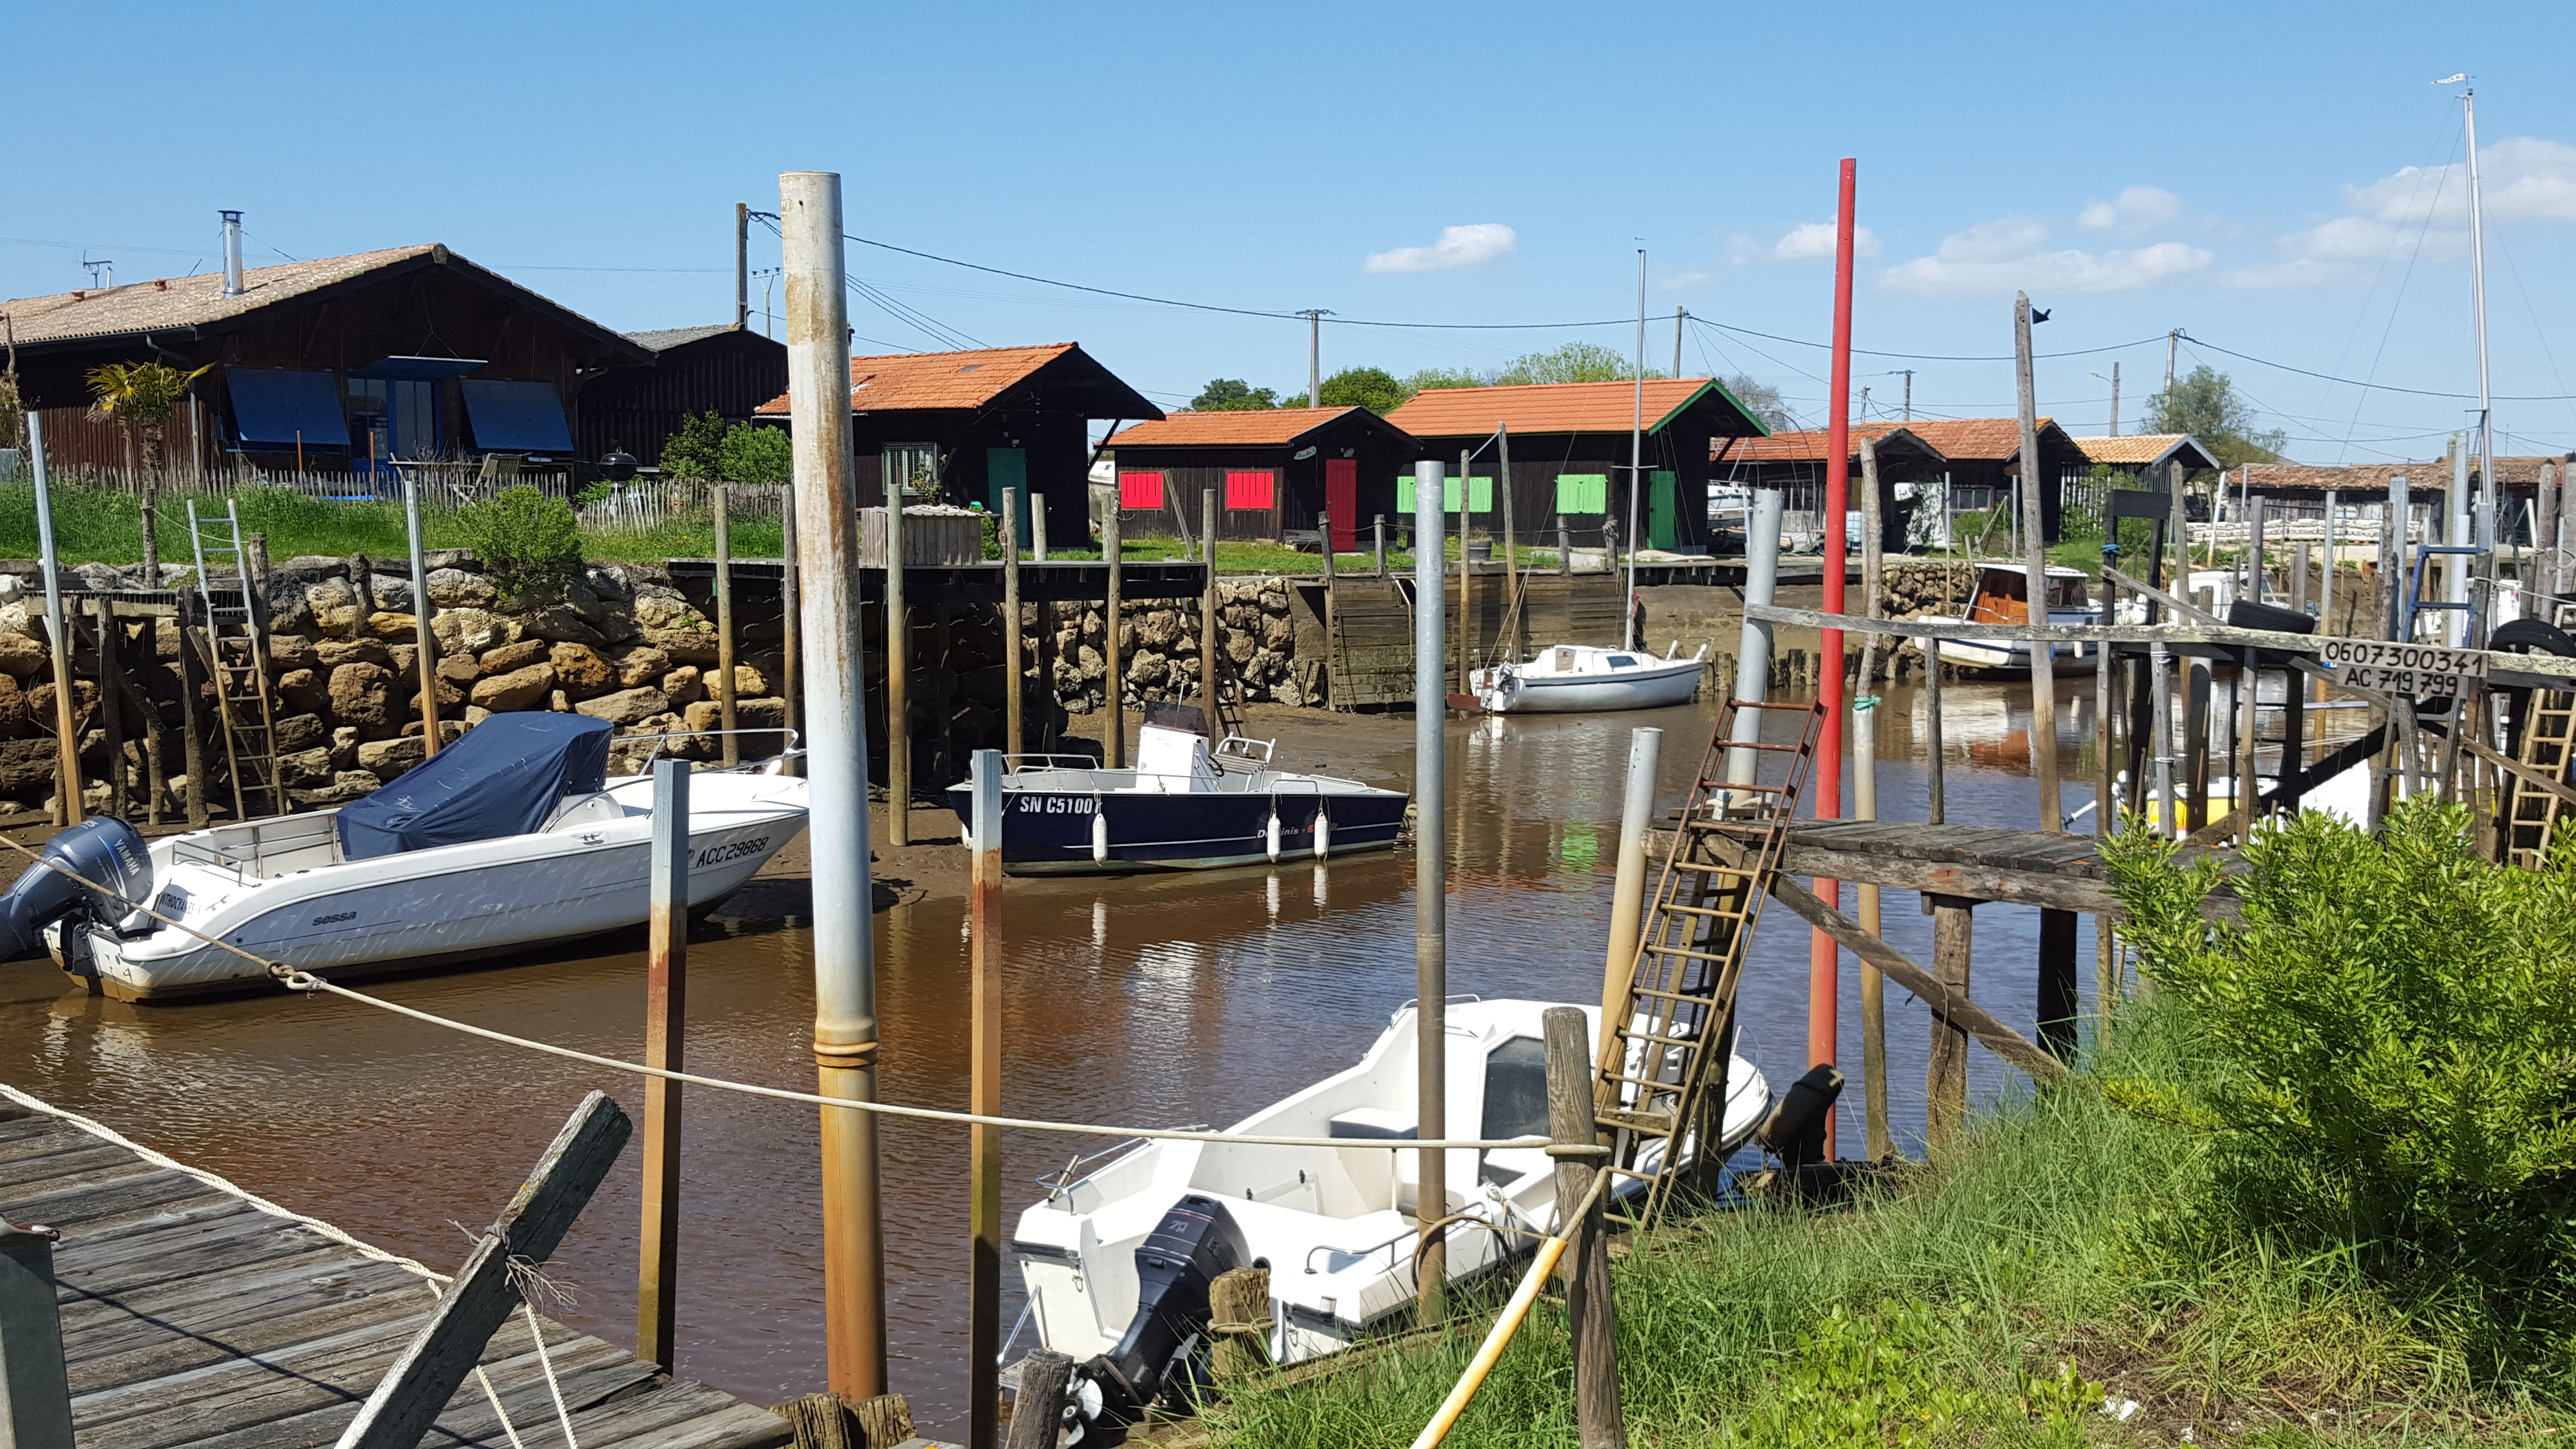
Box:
1002, 488, 1024, 758
1545, 1007, 1623, 1449
967, 749, 1006, 1449
782, 169, 886, 1399
1103, 486, 1124, 770
403, 470, 441, 755
30, 415, 80, 827
1200, 487, 1220, 741
716, 484, 740, 766
886, 469, 910, 843
1412, 458, 1448, 1324
781, 485, 802, 773
0, 1219, 75, 1449
637, 758, 688, 1371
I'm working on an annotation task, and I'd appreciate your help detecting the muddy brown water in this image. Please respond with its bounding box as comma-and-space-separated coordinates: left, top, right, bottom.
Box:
0, 681, 2113, 1439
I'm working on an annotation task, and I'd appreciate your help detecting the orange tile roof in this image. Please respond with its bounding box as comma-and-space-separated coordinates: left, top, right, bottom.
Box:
1714, 422, 1932, 463
752, 343, 1079, 414
1385, 378, 1742, 438
1107, 407, 1370, 448
1892, 417, 2055, 461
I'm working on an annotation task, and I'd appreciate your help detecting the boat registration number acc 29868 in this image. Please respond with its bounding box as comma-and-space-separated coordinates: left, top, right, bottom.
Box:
2318, 638, 2489, 700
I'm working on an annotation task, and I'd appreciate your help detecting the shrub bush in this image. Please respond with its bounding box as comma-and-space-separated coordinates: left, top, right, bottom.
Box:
458, 484, 583, 606
2107, 798, 2576, 1361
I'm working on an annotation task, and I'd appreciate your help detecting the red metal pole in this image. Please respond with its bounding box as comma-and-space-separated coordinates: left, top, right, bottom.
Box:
1809, 158, 1857, 1159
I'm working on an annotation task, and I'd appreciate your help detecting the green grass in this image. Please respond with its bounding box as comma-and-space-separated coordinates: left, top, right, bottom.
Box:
1207, 1003, 2572, 1448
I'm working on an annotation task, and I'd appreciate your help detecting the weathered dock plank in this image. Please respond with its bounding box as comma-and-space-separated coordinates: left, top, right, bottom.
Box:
1645, 819, 2241, 918
0, 1108, 790, 1449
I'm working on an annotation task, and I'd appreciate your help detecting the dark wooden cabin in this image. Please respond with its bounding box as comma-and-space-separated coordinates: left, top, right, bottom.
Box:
1384, 378, 1769, 554
1102, 406, 1421, 548
754, 342, 1160, 549
1719, 417, 2093, 544
578, 325, 789, 467
1708, 423, 1948, 552
0, 244, 650, 481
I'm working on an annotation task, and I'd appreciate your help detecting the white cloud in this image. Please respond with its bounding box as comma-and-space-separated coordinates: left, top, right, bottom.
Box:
2076, 186, 2184, 232
2346, 137, 2576, 225
1772, 221, 1883, 259
1362, 223, 1517, 274
1881, 218, 2210, 295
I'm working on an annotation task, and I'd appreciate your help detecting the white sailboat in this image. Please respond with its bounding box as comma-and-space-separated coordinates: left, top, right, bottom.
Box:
1469, 643, 1710, 713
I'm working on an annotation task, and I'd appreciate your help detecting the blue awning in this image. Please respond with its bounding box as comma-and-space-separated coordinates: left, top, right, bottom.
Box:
351, 355, 485, 382
225, 368, 347, 448
460, 379, 573, 452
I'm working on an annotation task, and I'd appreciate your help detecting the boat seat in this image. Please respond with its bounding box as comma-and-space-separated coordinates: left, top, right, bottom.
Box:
1326, 1108, 1416, 1141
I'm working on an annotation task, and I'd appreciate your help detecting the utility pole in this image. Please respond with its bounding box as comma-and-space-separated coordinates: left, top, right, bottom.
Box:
2163, 330, 2178, 413
2093, 365, 2121, 436
1899, 370, 1913, 422
1304, 309, 1326, 408
735, 203, 750, 330
1673, 306, 1685, 379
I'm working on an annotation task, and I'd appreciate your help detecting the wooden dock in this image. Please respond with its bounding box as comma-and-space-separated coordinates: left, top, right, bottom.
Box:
0, 1100, 791, 1449
1645, 820, 2241, 918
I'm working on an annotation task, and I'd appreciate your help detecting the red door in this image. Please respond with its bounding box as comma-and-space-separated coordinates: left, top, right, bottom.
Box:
1324, 458, 1358, 551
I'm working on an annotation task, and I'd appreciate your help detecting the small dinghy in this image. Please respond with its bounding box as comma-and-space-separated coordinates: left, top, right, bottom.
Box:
1009, 998, 1770, 1434
10, 715, 810, 1002
944, 705, 1407, 875
1468, 643, 1709, 714
1921, 562, 2105, 674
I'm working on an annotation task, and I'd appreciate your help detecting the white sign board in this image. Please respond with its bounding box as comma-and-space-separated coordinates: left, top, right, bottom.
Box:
2317, 638, 2489, 700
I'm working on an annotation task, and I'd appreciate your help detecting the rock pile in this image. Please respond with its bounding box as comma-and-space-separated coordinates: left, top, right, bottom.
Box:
1040, 577, 1310, 712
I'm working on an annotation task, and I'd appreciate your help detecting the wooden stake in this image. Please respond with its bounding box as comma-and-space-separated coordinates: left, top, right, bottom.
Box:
1005, 1352, 1074, 1449
1458, 448, 1474, 693
1201, 487, 1220, 740
637, 760, 689, 1372
2014, 292, 2061, 833
2037, 908, 2077, 1059
1926, 895, 1973, 1149
93, 600, 124, 820
1544, 1006, 1623, 1449
716, 485, 739, 766
1856, 440, 1888, 1160
0, 1219, 75, 1449
177, 595, 206, 826
1207, 1268, 1271, 1384
1103, 491, 1124, 770
967, 750, 1005, 1449
886, 476, 910, 842
1002, 488, 1024, 758
781, 485, 802, 771
1498, 422, 1519, 662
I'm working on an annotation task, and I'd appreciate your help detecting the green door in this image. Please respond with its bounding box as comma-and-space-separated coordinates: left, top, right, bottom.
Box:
1648, 470, 1678, 550
987, 448, 1030, 541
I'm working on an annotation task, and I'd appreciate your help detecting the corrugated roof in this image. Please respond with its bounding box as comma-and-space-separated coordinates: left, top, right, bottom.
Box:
626, 324, 739, 352
1385, 378, 1750, 438
1106, 407, 1369, 448
753, 343, 1081, 414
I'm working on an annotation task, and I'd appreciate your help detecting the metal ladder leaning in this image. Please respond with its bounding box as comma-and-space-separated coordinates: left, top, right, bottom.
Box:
1596, 693, 1827, 1234
186, 499, 288, 820
2506, 687, 2576, 867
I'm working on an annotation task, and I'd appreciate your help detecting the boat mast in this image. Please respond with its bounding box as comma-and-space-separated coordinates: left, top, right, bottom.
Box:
2458, 74, 2496, 643
1626, 249, 1645, 649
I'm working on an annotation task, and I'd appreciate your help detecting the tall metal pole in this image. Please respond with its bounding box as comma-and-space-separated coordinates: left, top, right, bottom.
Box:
781, 486, 802, 771
966, 749, 1006, 1449
403, 470, 440, 755
1725, 490, 1784, 790
1625, 251, 1645, 650
735, 202, 750, 331
1412, 458, 1448, 1324
1673, 306, 1685, 380
2108, 361, 2120, 437
30, 415, 79, 827
1599, 727, 1662, 1073
2016, 292, 2062, 834
637, 758, 689, 1372
1307, 310, 1323, 410
780, 169, 885, 1399
1103, 482, 1125, 770
1810, 158, 1858, 1153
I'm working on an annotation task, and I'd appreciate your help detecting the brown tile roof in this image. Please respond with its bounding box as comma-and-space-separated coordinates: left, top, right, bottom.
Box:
2069, 433, 2222, 469
753, 343, 1080, 415
1106, 407, 1368, 449
1713, 422, 1944, 463
2239, 456, 2571, 490
1890, 417, 2058, 461
1385, 378, 1736, 438
0, 246, 447, 346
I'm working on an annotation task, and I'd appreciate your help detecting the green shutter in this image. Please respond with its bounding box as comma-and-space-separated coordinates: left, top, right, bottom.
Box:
1648, 469, 1677, 549
1469, 476, 1494, 513
987, 448, 1029, 540
1397, 474, 1416, 512
1556, 473, 1609, 514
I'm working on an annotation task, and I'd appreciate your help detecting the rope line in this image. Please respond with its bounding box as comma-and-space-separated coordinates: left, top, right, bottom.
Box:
0, 830, 1572, 1153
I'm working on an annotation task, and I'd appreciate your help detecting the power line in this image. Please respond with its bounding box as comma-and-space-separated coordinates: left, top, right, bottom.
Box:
2182, 333, 2576, 402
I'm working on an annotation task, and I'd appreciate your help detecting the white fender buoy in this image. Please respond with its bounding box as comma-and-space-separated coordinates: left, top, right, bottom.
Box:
1264, 810, 1282, 864
1312, 810, 1332, 859
1091, 805, 1110, 864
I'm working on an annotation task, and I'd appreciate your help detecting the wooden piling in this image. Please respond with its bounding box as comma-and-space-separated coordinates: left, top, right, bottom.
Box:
92, 600, 124, 820
886, 476, 910, 843
1457, 449, 1474, 694
402, 471, 441, 756
0, 1217, 76, 1449
1498, 421, 1519, 662
1103, 493, 1124, 770
1373, 514, 1386, 579
136, 618, 164, 825
1002, 488, 1024, 758
715, 485, 740, 766
2238, 651, 2259, 845
177, 595, 207, 827
1544, 1006, 1623, 1449
1005, 1352, 1074, 1449
1201, 487, 1220, 740
2185, 663, 2212, 833
1926, 895, 1973, 1148
1031, 493, 1048, 562
2037, 907, 2077, 1060
1857, 441, 1888, 1160
1207, 1267, 1271, 1384
967, 751, 1006, 1449
2014, 292, 2061, 834
31, 421, 80, 829
782, 486, 803, 768
637, 760, 689, 1372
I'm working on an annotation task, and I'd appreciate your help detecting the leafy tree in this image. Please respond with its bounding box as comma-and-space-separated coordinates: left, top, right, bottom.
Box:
1495, 341, 1663, 386
460, 484, 584, 606
1318, 366, 1413, 416
1188, 378, 1280, 411
85, 359, 209, 573
2143, 364, 2285, 468
718, 422, 792, 483
1720, 374, 1794, 433
1405, 366, 1490, 392
660, 410, 727, 481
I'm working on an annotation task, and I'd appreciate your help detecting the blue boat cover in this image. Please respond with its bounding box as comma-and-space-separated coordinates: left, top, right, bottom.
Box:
459, 378, 574, 451
226, 368, 348, 447
336, 714, 612, 861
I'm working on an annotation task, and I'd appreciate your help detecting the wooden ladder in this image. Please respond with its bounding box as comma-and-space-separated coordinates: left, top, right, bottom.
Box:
2506, 687, 2576, 867
186, 499, 288, 820
1596, 694, 1826, 1234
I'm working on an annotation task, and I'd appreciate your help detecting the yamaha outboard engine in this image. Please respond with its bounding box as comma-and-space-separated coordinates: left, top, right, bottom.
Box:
1067, 1194, 1249, 1443
0, 817, 152, 960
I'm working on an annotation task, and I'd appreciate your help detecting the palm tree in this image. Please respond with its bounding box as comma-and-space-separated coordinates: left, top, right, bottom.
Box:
86, 361, 208, 578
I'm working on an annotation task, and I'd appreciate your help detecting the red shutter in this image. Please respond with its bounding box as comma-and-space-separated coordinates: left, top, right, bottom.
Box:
1323, 458, 1358, 550
1224, 469, 1274, 510
1118, 470, 1164, 509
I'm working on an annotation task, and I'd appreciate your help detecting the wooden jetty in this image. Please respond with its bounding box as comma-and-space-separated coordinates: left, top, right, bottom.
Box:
0, 1099, 791, 1449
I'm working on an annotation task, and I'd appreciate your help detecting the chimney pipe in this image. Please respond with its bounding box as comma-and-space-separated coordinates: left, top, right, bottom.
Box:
220, 211, 244, 298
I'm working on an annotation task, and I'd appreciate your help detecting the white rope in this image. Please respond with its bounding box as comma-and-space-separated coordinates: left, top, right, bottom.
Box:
524, 1301, 580, 1449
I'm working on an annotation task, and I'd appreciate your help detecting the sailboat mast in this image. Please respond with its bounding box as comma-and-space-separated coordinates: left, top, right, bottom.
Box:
2462, 78, 2496, 640
1626, 249, 1645, 649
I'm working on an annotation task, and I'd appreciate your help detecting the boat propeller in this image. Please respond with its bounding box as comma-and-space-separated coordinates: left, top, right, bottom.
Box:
0, 817, 154, 960
1059, 1194, 1249, 1446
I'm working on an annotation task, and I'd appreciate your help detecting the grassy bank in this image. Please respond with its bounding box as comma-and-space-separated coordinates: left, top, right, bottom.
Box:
1213, 806, 2576, 1446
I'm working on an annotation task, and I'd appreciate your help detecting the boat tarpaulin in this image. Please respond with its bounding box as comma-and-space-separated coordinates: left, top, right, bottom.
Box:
336, 714, 612, 860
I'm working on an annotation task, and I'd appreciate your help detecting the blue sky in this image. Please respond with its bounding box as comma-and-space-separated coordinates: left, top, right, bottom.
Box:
11, 0, 2576, 462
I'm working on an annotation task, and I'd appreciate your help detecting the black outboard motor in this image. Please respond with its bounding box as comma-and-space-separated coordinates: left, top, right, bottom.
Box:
0, 817, 152, 960
1070, 1194, 1249, 1441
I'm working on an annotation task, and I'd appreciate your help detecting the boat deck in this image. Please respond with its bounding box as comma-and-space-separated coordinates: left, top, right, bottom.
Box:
0, 1101, 790, 1449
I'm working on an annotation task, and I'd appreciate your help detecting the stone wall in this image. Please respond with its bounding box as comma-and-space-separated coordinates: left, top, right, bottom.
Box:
1041, 578, 1315, 714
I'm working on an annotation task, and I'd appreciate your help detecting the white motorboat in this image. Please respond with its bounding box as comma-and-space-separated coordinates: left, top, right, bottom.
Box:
1921, 562, 2105, 673
10, 714, 810, 1002
1468, 643, 1711, 713
1009, 998, 1769, 1432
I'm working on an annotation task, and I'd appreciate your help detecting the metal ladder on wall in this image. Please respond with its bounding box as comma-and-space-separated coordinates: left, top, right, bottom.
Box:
2505, 688, 2576, 867
1596, 694, 1827, 1234
186, 500, 287, 820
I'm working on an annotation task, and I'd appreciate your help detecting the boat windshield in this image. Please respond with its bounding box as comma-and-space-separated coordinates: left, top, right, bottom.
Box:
1479, 1036, 1551, 1141
1604, 655, 1641, 670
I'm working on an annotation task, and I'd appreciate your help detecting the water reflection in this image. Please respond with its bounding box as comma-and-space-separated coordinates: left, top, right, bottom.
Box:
0, 679, 2107, 1439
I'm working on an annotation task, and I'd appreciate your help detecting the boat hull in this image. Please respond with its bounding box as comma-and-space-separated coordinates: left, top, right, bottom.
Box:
1475, 660, 1706, 713
946, 783, 1407, 875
